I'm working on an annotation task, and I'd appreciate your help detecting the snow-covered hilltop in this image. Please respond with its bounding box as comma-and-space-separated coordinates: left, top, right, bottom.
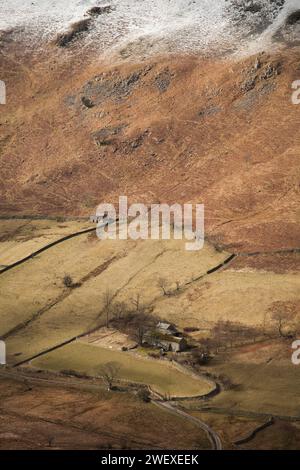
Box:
0, 1, 299, 56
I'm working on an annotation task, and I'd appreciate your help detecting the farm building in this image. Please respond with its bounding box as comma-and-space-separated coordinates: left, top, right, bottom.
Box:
144, 323, 187, 352
156, 322, 179, 336
158, 335, 187, 353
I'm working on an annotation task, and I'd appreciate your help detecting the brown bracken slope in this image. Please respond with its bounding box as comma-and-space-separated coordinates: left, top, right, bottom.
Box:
0, 40, 299, 253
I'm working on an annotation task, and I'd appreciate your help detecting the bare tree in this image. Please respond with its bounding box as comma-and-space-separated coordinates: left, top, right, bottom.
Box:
191, 348, 212, 366
112, 301, 126, 320
262, 309, 268, 335
97, 362, 120, 391
23, 379, 32, 392
108, 293, 155, 344
133, 315, 149, 346
269, 301, 296, 338
219, 374, 237, 391
211, 321, 227, 352
131, 293, 153, 315
131, 308, 156, 346
131, 293, 141, 312
100, 289, 114, 327
147, 328, 161, 346
48, 436, 55, 448
157, 277, 168, 296
211, 320, 261, 351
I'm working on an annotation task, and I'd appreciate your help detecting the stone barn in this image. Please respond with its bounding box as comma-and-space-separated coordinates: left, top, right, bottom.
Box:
144, 322, 187, 352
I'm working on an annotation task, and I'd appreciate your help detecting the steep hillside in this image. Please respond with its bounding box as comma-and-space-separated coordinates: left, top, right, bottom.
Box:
1, 1, 300, 253
0, 43, 299, 252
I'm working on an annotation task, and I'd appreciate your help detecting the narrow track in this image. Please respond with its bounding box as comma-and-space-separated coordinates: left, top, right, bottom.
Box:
152, 400, 222, 450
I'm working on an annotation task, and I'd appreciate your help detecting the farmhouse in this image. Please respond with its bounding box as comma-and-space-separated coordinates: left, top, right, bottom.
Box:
156, 322, 179, 336
158, 335, 187, 353
144, 322, 187, 352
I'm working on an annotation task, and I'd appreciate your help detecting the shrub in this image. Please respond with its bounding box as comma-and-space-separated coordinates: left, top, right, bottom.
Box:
81, 96, 94, 108
63, 275, 73, 288
54, 19, 92, 47
218, 374, 237, 391
71, 19, 91, 34
191, 348, 212, 365
183, 327, 200, 333
137, 388, 151, 403
61, 369, 88, 379
87, 6, 112, 16
148, 352, 160, 359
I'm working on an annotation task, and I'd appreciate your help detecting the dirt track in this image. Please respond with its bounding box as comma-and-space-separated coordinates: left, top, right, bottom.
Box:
153, 400, 222, 450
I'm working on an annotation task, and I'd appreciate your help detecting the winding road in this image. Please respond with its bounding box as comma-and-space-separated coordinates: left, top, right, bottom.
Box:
152, 400, 222, 450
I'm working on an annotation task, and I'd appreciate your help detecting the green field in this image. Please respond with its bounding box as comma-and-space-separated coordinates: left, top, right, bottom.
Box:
32, 342, 214, 398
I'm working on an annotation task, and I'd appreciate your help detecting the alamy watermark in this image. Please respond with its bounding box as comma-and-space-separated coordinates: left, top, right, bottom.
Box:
291, 80, 300, 105
291, 340, 300, 366
0, 80, 6, 105
92, 197, 204, 251
0, 340, 6, 365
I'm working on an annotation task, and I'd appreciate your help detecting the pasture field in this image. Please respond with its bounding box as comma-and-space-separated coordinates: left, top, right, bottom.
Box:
154, 270, 300, 328
208, 361, 300, 417
201, 340, 300, 417
0, 221, 228, 363
32, 342, 214, 398
0, 219, 91, 267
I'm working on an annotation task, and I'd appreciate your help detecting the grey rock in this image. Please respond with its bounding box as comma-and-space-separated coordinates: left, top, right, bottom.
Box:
155, 69, 173, 93
198, 106, 222, 118
92, 125, 126, 146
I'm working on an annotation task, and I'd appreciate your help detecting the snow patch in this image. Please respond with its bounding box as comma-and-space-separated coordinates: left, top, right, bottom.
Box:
0, 0, 298, 56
